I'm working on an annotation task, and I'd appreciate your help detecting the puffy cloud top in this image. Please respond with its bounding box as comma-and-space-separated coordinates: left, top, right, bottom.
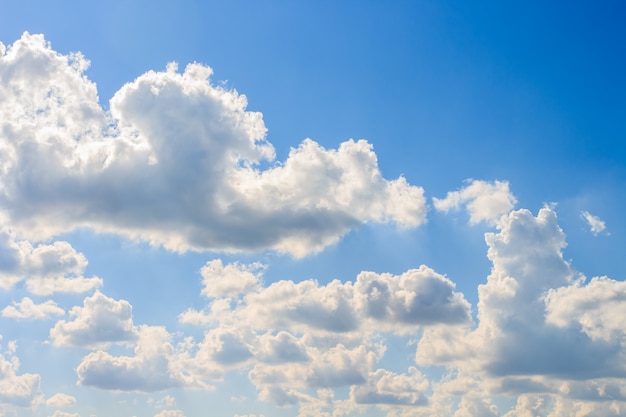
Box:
0, 32, 427, 257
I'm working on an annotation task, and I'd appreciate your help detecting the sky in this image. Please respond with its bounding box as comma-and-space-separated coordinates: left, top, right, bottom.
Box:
0, 1, 625, 416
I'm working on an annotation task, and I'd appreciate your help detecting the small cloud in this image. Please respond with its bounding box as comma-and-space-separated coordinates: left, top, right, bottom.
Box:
2, 298, 65, 320
433, 180, 517, 226
581, 211, 608, 236
153, 410, 186, 417
46, 393, 76, 407
49, 412, 80, 417
50, 291, 137, 348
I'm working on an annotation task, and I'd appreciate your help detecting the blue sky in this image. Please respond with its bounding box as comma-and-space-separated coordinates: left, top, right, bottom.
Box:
0, 1, 625, 416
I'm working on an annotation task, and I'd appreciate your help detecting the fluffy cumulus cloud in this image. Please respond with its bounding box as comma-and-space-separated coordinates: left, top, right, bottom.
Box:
0, 228, 101, 295
76, 325, 204, 392
0, 337, 42, 408
60, 258, 470, 408
46, 393, 76, 407
415, 207, 626, 416
174, 261, 472, 412
581, 210, 608, 235
433, 179, 517, 225
184, 263, 471, 335
0, 32, 426, 257
350, 367, 428, 406
2, 297, 64, 319
200, 259, 264, 299
2, 33, 625, 417
545, 276, 626, 343
50, 291, 136, 348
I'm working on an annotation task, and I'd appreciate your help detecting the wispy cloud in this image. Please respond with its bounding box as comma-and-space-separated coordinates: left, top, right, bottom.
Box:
581, 211, 608, 236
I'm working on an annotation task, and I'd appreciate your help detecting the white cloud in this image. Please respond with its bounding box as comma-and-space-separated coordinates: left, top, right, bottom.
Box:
153, 411, 185, 417
200, 259, 263, 299
195, 326, 255, 366
433, 179, 517, 225
253, 331, 310, 364
545, 276, 626, 342
46, 393, 76, 407
171, 259, 470, 411
218, 265, 471, 337
49, 412, 80, 417
2, 297, 64, 320
0, 32, 427, 257
581, 210, 608, 235
0, 336, 43, 407
350, 367, 428, 406
181, 261, 471, 338
502, 394, 626, 417
0, 228, 101, 295
50, 291, 137, 348
415, 206, 626, 414
76, 325, 205, 392
156, 394, 176, 408
453, 396, 500, 417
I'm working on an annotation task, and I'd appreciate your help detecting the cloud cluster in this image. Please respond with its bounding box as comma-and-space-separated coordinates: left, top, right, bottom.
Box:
0, 228, 101, 295
50, 291, 136, 348
0, 32, 426, 257
0, 337, 42, 407
182, 261, 471, 334
45, 393, 76, 407
416, 207, 626, 416
0, 32, 623, 417
76, 325, 201, 392
49, 260, 469, 409
2, 297, 64, 320
43, 206, 626, 416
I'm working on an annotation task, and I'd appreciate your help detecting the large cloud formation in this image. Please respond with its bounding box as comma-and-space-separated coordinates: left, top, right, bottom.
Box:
61, 207, 626, 416
1, 32, 624, 417
0, 33, 426, 257
416, 207, 626, 417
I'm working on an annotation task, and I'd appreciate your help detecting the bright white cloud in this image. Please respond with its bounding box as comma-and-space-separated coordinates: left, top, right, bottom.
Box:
545, 276, 626, 342
350, 367, 428, 406
581, 210, 608, 235
200, 259, 263, 299
181, 262, 471, 337
50, 291, 137, 348
0, 337, 42, 408
0, 31, 623, 417
226, 265, 471, 336
253, 331, 310, 364
173, 260, 471, 411
2, 297, 64, 320
415, 206, 626, 415
433, 179, 517, 225
0, 228, 101, 295
46, 393, 76, 407
0, 32, 427, 257
76, 325, 211, 392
